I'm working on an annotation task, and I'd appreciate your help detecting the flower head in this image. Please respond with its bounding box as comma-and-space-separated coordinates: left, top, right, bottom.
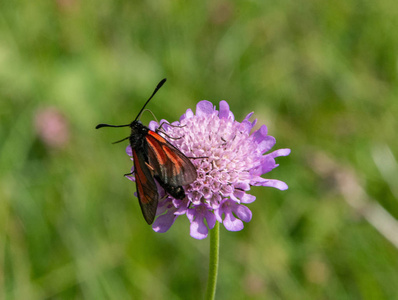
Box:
127, 100, 290, 239
34, 107, 70, 149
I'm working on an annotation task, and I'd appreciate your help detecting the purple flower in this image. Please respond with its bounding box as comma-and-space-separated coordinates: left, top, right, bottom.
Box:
126, 100, 290, 239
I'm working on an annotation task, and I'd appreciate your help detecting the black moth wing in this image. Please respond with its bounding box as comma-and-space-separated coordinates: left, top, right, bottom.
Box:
132, 148, 159, 224
145, 130, 197, 187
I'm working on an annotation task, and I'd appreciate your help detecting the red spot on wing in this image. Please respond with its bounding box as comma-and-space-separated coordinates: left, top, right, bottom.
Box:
147, 130, 167, 143
162, 145, 183, 172
146, 132, 168, 165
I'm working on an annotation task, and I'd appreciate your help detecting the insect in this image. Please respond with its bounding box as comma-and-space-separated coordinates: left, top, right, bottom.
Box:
96, 79, 197, 224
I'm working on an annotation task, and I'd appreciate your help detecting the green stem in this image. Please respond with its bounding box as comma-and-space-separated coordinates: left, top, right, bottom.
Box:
205, 221, 220, 300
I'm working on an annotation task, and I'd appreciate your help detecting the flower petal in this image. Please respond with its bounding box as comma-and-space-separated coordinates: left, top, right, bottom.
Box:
126, 145, 132, 156
239, 192, 256, 204
234, 182, 251, 191
196, 100, 214, 116
241, 112, 256, 132
152, 212, 177, 233
204, 210, 216, 229
148, 121, 159, 131
253, 178, 289, 190
219, 100, 234, 120
269, 148, 291, 158
253, 124, 268, 137
252, 156, 277, 175
189, 213, 209, 239
234, 204, 252, 223
243, 112, 254, 122
223, 210, 244, 231
262, 136, 276, 153
180, 108, 194, 121
156, 197, 175, 215
173, 198, 190, 215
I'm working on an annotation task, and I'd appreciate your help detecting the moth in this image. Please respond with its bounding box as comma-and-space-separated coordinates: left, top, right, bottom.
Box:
96, 79, 197, 224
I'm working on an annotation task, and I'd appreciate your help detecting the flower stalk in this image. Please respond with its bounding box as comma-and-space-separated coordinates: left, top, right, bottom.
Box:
205, 221, 220, 300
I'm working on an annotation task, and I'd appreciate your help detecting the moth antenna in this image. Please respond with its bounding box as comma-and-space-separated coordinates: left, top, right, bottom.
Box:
135, 78, 166, 121
95, 123, 130, 129
112, 136, 129, 144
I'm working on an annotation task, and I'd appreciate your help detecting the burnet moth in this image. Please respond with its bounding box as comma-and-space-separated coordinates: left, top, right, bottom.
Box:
96, 79, 197, 224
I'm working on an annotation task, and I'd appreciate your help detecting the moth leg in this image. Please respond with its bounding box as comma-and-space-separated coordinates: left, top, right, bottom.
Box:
156, 122, 188, 140
186, 156, 208, 159
158, 131, 184, 140
157, 122, 186, 132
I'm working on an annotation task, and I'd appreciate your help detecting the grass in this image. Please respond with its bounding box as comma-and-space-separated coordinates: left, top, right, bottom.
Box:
1, 0, 398, 299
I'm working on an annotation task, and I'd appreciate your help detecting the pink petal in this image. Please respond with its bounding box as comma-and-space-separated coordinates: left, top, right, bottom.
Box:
269, 148, 291, 158
152, 213, 177, 233
126, 145, 133, 156
180, 108, 194, 121
253, 178, 289, 190
196, 101, 214, 116
234, 205, 252, 223
205, 211, 216, 229
223, 212, 244, 231
240, 193, 256, 204
219, 100, 234, 120
190, 217, 209, 239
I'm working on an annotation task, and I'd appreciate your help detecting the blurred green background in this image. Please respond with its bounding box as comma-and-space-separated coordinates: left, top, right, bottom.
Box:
1, 0, 398, 299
